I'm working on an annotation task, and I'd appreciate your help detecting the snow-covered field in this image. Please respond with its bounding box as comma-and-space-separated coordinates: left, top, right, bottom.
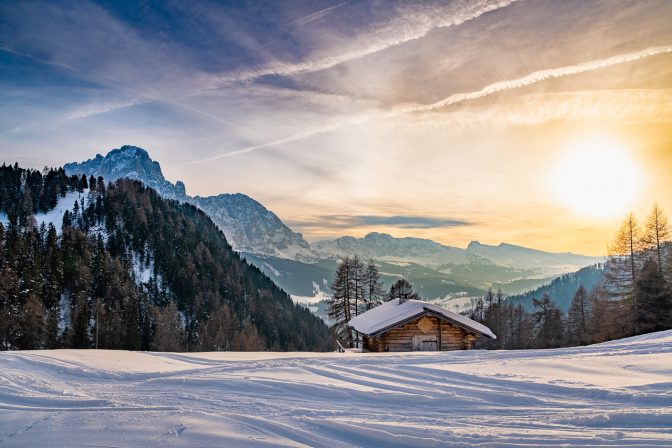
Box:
1, 332, 671, 447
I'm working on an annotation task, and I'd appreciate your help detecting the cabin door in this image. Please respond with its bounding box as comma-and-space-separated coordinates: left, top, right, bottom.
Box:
412, 335, 438, 351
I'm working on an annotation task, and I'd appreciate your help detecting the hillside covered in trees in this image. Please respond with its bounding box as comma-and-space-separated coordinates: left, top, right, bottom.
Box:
0, 164, 332, 351
506, 264, 604, 312
467, 206, 672, 350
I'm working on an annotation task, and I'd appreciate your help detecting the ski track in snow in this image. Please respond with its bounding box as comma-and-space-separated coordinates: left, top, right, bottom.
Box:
1, 331, 671, 447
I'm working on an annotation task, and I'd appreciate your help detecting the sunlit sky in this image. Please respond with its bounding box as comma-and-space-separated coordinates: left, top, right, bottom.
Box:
1, 0, 671, 256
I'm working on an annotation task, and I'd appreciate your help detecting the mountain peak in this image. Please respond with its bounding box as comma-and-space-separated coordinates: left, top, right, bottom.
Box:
65, 145, 186, 201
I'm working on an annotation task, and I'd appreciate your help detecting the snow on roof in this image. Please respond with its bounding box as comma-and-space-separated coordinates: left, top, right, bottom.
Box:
349, 298, 496, 339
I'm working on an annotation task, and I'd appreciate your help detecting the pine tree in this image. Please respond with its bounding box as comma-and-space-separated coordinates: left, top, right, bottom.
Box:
388, 278, 418, 303
532, 294, 564, 348
566, 285, 590, 345
327, 257, 356, 345
351, 255, 365, 317
635, 259, 672, 334
363, 260, 384, 311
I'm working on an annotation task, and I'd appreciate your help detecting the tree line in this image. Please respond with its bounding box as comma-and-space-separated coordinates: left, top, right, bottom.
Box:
469, 204, 672, 349
0, 164, 332, 351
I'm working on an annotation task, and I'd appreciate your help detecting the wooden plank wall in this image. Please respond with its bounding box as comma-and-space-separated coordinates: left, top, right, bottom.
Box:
364, 315, 475, 352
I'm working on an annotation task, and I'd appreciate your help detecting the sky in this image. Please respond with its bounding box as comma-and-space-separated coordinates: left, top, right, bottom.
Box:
1, 0, 671, 256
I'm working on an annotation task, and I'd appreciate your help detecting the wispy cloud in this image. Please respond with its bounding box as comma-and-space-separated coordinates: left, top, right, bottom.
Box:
190, 44, 672, 163
208, 0, 519, 84
393, 44, 672, 115
289, 214, 473, 230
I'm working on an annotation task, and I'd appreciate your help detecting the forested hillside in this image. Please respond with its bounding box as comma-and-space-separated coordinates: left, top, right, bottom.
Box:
0, 164, 331, 351
506, 264, 605, 311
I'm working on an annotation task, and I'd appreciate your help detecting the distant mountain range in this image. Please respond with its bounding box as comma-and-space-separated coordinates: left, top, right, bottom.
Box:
65, 146, 604, 307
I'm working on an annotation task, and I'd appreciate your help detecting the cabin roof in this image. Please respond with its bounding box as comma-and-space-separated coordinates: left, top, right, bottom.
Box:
349, 298, 496, 339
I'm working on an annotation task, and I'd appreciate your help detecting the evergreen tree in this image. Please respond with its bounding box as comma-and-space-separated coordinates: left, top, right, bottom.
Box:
327, 257, 356, 345
388, 278, 418, 303
635, 259, 672, 333
532, 294, 564, 348
351, 255, 365, 317
363, 260, 384, 311
566, 285, 590, 345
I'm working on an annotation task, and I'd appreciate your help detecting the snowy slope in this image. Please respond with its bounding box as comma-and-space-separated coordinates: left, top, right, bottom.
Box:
0, 191, 89, 232
2, 331, 671, 447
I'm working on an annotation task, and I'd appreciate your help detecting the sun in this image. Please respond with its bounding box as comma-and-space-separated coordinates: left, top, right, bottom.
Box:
551, 132, 643, 219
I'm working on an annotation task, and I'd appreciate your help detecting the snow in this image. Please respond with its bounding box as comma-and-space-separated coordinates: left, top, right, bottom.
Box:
291, 281, 330, 305
131, 252, 155, 284
1, 330, 672, 446
0, 191, 86, 232
349, 298, 496, 339
34, 190, 89, 233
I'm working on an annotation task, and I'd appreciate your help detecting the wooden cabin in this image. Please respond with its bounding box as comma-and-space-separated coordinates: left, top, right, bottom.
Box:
349, 298, 496, 352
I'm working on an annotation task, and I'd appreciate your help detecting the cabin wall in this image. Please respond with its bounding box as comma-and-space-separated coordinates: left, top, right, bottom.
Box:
365, 315, 476, 352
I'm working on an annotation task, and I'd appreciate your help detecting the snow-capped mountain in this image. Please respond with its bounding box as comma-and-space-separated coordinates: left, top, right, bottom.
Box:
64, 146, 186, 200
65, 146, 311, 259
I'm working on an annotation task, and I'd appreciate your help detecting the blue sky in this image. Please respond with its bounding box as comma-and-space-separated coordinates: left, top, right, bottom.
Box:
1, 0, 671, 253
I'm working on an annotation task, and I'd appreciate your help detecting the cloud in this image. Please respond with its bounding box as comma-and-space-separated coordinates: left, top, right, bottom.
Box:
190, 44, 672, 163
393, 44, 672, 115
289, 214, 473, 230
207, 0, 519, 84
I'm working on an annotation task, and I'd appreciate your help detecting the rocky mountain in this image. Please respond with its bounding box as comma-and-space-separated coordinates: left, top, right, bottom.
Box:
192, 194, 312, 260
64, 146, 187, 200
65, 146, 312, 260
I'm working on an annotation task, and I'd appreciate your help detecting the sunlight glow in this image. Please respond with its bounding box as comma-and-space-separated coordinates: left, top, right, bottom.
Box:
552, 132, 643, 219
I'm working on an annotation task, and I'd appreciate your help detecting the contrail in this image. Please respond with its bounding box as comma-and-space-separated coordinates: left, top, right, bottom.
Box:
392, 44, 672, 115
189, 44, 672, 164
292, 1, 348, 27
208, 0, 519, 85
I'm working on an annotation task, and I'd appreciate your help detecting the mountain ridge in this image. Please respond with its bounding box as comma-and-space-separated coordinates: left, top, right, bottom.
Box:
65, 146, 312, 260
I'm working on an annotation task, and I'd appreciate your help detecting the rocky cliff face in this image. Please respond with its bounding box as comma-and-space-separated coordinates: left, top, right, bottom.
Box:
192, 194, 312, 260
65, 146, 187, 201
